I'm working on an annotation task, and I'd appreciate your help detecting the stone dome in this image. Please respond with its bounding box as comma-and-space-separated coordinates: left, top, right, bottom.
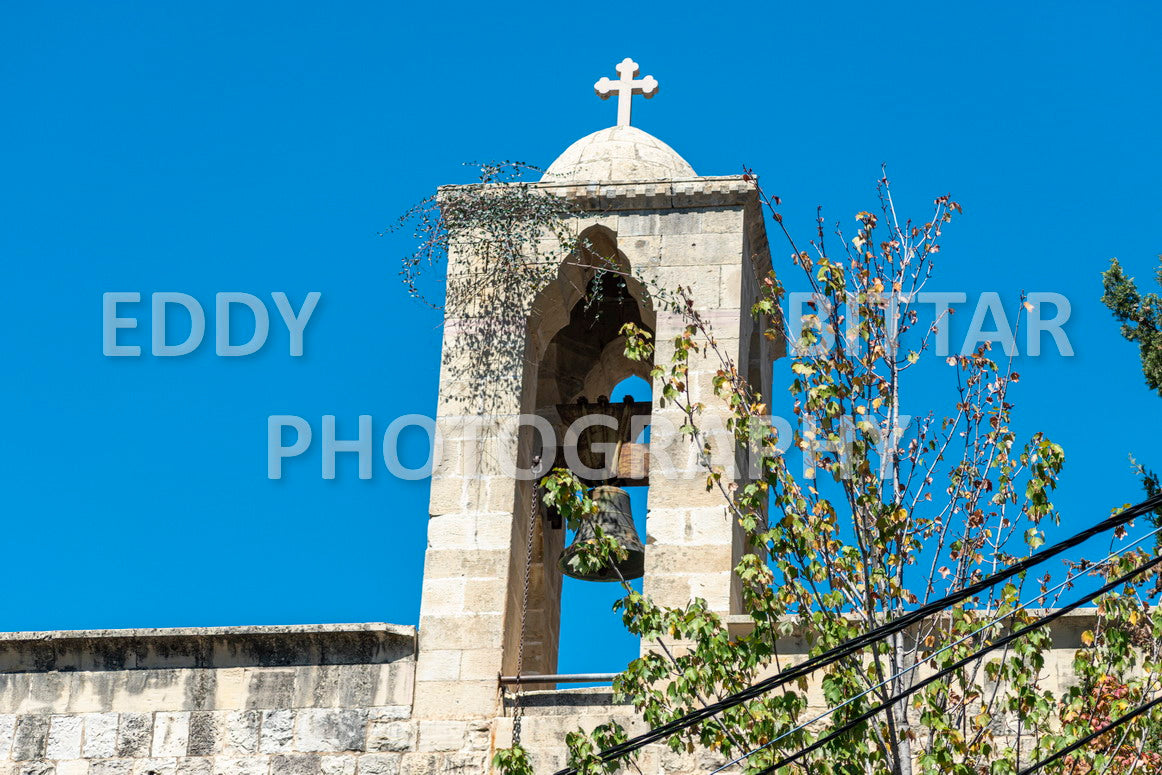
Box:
542, 126, 696, 182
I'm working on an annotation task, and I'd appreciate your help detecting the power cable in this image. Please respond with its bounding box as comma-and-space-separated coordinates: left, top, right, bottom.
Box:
711, 524, 1162, 773
552, 491, 1162, 775
1015, 695, 1162, 775
750, 552, 1162, 774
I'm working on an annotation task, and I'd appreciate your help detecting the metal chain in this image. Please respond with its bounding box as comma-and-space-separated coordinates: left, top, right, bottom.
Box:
511, 455, 542, 747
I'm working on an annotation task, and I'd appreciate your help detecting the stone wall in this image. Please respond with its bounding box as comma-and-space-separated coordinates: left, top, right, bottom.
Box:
499, 610, 1103, 775
0, 624, 418, 775
0, 611, 1111, 775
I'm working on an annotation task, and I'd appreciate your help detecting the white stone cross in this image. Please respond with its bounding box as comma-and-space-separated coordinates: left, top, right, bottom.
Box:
594, 58, 659, 127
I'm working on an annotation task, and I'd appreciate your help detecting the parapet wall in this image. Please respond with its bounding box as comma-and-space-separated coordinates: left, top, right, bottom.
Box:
502, 610, 1104, 774
0, 610, 1107, 775
0, 623, 419, 775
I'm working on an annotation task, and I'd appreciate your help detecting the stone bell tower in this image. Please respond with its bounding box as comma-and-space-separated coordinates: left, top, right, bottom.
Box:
413, 59, 777, 730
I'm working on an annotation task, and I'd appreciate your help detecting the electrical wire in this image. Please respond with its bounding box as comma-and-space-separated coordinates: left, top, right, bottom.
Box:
551, 491, 1162, 775
750, 552, 1162, 774
709, 524, 1162, 773
1015, 695, 1162, 775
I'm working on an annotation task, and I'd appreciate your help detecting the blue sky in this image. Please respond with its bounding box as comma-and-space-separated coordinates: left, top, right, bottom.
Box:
2, 2, 1160, 674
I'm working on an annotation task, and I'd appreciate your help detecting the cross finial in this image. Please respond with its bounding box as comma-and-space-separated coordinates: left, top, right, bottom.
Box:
594, 58, 658, 127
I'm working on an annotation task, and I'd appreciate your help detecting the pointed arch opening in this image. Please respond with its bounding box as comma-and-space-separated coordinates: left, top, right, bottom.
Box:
502, 226, 656, 684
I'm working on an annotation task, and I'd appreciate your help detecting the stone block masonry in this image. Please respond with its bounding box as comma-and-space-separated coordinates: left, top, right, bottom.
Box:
0, 624, 432, 775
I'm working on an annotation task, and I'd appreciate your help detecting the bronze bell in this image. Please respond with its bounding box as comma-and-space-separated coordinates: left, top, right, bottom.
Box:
559, 485, 645, 582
